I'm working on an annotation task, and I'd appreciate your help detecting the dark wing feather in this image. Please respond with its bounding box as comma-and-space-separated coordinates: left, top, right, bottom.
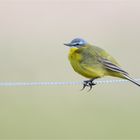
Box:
86, 45, 128, 75
98, 57, 128, 75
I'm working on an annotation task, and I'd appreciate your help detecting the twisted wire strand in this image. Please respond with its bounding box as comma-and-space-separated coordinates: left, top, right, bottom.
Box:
0, 78, 140, 87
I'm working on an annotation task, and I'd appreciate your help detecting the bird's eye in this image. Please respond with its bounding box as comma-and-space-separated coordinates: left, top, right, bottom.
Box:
73, 43, 79, 46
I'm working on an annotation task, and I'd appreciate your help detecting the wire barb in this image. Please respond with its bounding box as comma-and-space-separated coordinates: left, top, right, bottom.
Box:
0, 78, 139, 87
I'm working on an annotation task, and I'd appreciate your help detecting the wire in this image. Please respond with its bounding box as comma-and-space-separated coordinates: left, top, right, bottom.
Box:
0, 78, 140, 87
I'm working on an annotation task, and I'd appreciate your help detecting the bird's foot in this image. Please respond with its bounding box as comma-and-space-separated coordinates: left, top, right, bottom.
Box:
81, 79, 96, 91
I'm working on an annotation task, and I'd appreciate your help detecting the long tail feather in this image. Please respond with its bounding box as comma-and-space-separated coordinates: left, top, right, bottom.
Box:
123, 75, 140, 87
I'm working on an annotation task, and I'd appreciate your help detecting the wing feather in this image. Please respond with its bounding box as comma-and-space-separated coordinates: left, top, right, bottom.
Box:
98, 58, 128, 75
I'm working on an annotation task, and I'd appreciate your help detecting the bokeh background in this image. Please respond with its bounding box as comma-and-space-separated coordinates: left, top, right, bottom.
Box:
0, 0, 140, 139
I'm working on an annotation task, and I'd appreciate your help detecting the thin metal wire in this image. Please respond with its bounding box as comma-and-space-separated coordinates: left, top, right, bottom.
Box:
0, 78, 140, 87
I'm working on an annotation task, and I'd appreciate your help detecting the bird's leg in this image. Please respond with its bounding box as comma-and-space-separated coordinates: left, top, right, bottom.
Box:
81, 79, 96, 91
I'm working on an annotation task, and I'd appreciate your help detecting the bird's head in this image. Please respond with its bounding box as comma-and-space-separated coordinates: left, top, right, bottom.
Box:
64, 38, 87, 48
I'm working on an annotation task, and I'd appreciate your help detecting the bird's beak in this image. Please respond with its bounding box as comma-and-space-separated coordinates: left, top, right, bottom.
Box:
64, 43, 73, 47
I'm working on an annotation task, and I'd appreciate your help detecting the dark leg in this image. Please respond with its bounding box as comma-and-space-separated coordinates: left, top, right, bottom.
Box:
81, 79, 96, 91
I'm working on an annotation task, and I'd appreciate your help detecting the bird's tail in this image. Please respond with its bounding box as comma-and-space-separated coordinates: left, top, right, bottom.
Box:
123, 74, 140, 87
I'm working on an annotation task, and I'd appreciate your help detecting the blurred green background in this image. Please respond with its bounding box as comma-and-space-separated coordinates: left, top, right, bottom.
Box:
0, 0, 140, 139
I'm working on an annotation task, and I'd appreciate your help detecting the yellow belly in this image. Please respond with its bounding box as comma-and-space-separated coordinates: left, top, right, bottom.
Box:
68, 48, 103, 79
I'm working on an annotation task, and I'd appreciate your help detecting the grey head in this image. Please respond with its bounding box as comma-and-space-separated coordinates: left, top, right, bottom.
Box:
64, 38, 87, 48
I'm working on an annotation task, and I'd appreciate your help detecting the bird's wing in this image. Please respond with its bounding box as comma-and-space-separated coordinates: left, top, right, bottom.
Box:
98, 57, 128, 75
90, 45, 129, 75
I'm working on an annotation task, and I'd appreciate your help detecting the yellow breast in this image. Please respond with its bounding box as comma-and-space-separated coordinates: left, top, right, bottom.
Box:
68, 47, 81, 61
68, 47, 94, 78
68, 47, 105, 79
68, 47, 82, 72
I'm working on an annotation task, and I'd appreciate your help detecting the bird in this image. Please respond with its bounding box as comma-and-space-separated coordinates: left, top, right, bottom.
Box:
64, 38, 140, 91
